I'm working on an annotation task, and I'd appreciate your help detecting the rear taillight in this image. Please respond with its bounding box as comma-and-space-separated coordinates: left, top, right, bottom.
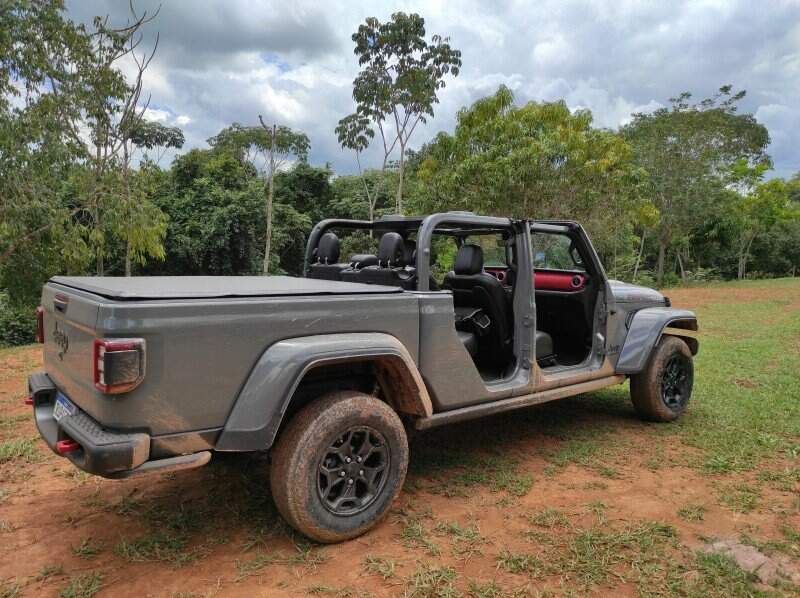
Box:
93, 338, 145, 394
35, 306, 44, 343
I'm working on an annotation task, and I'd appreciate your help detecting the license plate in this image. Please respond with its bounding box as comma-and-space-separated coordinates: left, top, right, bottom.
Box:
53, 394, 77, 422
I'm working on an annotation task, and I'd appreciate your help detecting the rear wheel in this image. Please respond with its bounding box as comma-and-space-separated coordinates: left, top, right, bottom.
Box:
630, 336, 693, 422
269, 391, 408, 543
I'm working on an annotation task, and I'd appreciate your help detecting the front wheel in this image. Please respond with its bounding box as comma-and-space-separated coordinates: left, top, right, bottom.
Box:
269, 391, 409, 543
630, 336, 694, 422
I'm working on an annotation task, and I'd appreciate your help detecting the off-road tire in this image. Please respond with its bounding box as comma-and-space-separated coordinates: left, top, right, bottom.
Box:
269, 391, 408, 543
630, 335, 693, 422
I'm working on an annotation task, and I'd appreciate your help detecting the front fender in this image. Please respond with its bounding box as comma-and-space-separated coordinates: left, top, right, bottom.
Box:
215, 333, 430, 452
616, 308, 698, 375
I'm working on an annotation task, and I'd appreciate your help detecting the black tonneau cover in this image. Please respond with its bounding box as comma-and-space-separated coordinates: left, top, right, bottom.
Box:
49, 275, 403, 300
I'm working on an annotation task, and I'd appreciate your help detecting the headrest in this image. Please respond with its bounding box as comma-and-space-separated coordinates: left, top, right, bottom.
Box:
378, 232, 406, 267
316, 232, 340, 264
454, 244, 483, 275
349, 254, 379, 269
404, 240, 417, 264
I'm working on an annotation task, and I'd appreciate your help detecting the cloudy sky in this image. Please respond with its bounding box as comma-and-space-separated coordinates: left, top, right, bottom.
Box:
65, 0, 800, 178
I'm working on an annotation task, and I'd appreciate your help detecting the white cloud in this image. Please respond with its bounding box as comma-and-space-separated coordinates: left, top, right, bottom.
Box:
65, 0, 800, 178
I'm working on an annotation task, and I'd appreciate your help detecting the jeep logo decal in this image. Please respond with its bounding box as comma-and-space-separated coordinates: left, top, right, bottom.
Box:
52, 322, 69, 360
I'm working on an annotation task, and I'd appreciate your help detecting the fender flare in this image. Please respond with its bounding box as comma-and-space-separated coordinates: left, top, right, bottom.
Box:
615, 307, 699, 375
215, 333, 432, 451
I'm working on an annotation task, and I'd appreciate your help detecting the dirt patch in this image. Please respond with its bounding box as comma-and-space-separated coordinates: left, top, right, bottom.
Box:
664, 281, 799, 309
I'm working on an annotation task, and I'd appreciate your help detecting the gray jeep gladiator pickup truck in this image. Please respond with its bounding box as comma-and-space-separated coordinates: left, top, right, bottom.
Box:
29, 212, 698, 542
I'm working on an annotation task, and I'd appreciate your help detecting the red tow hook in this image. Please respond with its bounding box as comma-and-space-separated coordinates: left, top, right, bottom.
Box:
24, 396, 34, 406
55, 439, 81, 454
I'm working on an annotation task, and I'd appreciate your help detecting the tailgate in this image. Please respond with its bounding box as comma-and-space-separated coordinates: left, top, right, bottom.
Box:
41, 283, 101, 418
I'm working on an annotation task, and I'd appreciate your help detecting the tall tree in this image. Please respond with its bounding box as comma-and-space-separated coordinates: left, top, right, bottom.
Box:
209, 122, 309, 273
411, 85, 645, 260
338, 12, 461, 213
0, 0, 95, 277
621, 86, 770, 285
727, 163, 800, 279
120, 118, 184, 275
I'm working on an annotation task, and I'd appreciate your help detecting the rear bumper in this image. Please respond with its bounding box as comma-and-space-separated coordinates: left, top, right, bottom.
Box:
28, 373, 210, 479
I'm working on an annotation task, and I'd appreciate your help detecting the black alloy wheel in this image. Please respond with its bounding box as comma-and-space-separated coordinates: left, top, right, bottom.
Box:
317, 426, 390, 516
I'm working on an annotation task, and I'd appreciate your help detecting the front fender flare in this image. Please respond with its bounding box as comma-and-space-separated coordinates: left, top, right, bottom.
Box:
215, 333, 431, 451
616, 308, 698, 375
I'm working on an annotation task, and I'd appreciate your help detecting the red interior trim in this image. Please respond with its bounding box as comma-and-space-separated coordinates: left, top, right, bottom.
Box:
534, 271, 586, 291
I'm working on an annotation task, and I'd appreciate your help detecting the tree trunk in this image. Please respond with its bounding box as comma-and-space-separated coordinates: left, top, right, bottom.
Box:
677, 251, 686, 281
738, 234, 756, 280
123, 141, 132, 277
656, 238, 667, 287
263, 124, 276, 275
94, 143, 104, 276
633, 230, 646, 282
396, 142, 405, 214
96, 203, 104, 276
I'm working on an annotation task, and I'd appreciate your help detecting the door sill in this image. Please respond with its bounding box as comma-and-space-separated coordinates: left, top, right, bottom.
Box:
415, 374, 625, 430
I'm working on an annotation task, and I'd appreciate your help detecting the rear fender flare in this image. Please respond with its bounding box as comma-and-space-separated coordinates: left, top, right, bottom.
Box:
215, 333, 431, 451
616, 308, 698, 375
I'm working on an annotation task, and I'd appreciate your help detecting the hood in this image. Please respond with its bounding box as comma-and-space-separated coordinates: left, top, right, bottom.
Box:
608, 280, 667, 304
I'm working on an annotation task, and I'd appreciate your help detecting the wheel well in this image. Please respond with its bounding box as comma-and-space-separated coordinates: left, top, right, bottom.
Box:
662, 319, 699, 355
278, 357, 431, 438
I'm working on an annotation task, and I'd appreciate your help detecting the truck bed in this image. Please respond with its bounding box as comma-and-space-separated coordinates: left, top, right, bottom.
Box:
50, 275, 402, 300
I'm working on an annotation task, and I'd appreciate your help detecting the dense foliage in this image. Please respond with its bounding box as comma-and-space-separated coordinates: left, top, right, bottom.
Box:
1, 4, 799, 345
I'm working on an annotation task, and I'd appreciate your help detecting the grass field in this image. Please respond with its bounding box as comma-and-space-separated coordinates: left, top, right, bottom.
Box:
0, 278, 798, 597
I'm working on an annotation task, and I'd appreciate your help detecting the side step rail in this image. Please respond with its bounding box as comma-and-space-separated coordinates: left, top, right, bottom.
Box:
109, 450, 212, 479
414, 375, 625, 431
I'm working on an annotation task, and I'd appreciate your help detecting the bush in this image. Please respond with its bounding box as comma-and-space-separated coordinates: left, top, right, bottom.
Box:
0, 298, 37, 346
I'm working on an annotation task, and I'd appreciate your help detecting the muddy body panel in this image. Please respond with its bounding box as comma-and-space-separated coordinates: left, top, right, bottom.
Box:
40, 277, 419, 437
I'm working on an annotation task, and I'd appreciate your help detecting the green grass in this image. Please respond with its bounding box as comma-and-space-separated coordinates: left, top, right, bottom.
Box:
235, 545, 329, 581
362, 555, 396, 579
72, 537, 103, 559
0, 414, 28, 433
36, 564, 65, 581
0, 438, 40, 464
58, 572, 103, 598
557, 521, 678, 588
403, 563, 459, 598
673, 288, 800, 474
683, 552, 763, 597
677, 503, 707, 522
495, 550, 542, 575
401, 515, 441, 556
433, 521, 488, 559
717, 482, 762, 513
527, 507, 571, 529
115, 531, 196, 567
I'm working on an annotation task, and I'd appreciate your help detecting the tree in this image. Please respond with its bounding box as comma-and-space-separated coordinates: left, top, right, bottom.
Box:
119, 118, 184, 275
210, 122, 309, 273
338, 12, 461, 214
0, 0, 95, 280
144, 148, 266, 276
410, 85, 645, 263
621, 86, 770, 285
729, 169, 799, 279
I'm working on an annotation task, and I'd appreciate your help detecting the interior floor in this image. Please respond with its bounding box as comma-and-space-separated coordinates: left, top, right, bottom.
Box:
535, 293, 593, 368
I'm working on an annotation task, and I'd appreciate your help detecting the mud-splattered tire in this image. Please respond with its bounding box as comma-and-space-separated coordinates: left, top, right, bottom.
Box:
269, 391, 408, 543
630, 336, 694, 422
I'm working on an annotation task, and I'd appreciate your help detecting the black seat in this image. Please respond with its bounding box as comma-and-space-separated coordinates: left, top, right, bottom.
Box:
350, 232, 417, 289
339, 253, 379, 285
535, 330, 555, 363
307, 232, 348, 281
444, 244, 513, 365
